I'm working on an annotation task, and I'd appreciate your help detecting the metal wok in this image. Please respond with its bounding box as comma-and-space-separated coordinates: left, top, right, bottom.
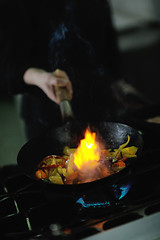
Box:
17, 121, 143, 195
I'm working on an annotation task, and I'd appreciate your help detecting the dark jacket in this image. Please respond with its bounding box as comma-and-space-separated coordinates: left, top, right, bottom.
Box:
0, 0, 122, 137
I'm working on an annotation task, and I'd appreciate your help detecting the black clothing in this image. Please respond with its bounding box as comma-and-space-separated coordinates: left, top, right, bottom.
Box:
0, 0, 122, 139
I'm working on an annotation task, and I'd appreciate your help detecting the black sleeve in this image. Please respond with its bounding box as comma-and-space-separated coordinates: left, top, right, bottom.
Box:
73, 0, 122, 79
0, 0, 53, 95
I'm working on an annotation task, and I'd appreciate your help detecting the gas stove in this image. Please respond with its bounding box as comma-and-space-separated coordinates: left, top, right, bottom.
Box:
0, 122, 160, 240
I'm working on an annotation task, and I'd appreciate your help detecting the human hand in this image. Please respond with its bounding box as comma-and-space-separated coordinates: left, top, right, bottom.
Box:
23, 68, 73, 104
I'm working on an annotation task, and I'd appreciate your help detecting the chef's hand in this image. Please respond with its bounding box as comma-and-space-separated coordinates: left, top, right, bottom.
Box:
23, 68, 73, 104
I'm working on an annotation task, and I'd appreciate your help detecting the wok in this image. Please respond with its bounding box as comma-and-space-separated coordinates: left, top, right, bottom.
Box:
17, 121, 143, 195
17, 86, 143, 195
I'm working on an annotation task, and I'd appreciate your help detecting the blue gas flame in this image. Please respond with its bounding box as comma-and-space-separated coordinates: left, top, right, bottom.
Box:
76, 183, 131, 209
76, 197, 111, 208
112, 183, 131, 200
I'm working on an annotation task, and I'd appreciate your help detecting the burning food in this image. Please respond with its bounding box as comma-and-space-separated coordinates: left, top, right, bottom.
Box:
35, 129, 138, 184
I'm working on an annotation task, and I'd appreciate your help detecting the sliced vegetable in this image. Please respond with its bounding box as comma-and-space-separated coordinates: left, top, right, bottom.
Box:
49, 173, 64, 185
35, 135, 138, 185
63, 146, 76, 156
35, 169, 47, 179
121, 146, 138, 158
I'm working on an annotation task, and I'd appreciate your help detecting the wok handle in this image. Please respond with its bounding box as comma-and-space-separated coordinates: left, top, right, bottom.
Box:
55, 86, 74, 121
55, 86, 69, 102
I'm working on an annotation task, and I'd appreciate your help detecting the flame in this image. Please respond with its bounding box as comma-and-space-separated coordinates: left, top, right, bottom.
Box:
73, 129, 100, 170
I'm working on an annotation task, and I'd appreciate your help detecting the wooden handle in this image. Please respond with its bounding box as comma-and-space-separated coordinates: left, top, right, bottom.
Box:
59, 100, 74, 120
55, 86, 74, 120
55, 86, 69, 103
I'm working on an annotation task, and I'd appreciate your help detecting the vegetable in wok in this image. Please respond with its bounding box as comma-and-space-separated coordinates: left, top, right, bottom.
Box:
35, 135, 138, 184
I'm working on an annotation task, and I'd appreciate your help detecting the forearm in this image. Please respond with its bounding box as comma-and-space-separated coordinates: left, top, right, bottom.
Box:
23, 68, 47, 86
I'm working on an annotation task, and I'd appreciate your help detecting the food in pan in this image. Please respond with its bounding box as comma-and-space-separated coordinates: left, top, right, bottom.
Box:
35, 129, 138, 184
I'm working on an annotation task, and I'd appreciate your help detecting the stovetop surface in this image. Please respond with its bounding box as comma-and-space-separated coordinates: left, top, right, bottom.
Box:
0, 122, 160, 240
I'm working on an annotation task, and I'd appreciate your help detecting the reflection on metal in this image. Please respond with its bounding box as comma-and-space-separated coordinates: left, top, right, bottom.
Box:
26, 217, 32, 231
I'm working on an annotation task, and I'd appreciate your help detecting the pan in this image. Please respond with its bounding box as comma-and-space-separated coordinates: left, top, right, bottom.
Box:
17, 87, 143, 195
17, 121, 143, 195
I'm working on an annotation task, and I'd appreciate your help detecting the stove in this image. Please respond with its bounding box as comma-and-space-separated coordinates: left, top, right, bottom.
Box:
0, 122, 160, 240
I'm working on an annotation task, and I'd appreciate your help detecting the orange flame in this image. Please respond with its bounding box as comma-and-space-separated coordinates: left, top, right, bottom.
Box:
73, 129, 101, 170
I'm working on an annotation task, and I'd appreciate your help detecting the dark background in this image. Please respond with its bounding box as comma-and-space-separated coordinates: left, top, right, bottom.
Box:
0, 0, 160, 166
